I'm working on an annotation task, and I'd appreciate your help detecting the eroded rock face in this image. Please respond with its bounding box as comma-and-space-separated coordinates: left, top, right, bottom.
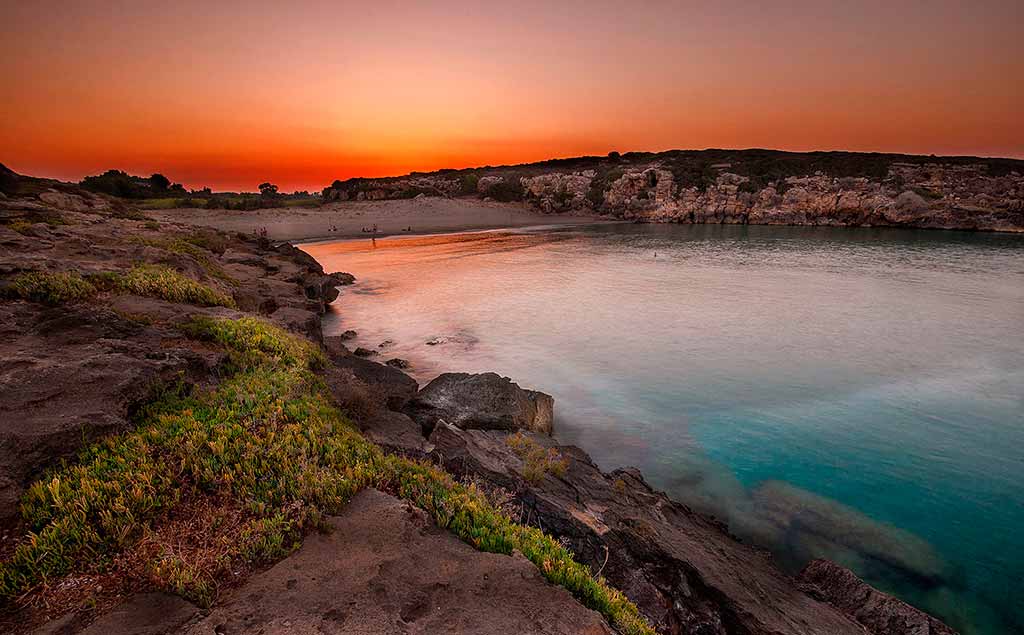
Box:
321, 151, 1024, 232
799, 559, 957, 635
323, 336, 419, 411
521, 171, 594, 212
404, 372, 554, 436
427, 425, 881, 635
599, 163, 1023, 231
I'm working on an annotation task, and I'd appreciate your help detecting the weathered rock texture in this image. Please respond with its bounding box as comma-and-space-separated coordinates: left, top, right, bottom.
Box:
0, 172, 353, 528
425, 425, 871, 635
322, 149, 1024, 232
404, 372, 554, 436
38, 490, 614, 635
799, 559, 956, 635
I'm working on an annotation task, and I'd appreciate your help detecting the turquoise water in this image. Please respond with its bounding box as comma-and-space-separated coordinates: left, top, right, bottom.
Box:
304, 224, 1024, 634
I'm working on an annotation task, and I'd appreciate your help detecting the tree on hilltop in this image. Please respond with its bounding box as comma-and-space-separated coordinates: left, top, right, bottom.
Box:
149, 173, 171, 190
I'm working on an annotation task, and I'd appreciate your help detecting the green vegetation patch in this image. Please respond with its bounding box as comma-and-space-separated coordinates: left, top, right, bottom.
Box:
112, 264, 235, 308
5, 271, 97, 305
138, 198, 209, 210
0, 317, 654, 634
506, 432, 568, 483
482, 177, 524, 202
7, 221, 33, 235
131, 234, 236, 284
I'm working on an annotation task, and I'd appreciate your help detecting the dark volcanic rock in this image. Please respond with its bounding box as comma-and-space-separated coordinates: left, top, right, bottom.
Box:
339, 329, 357, 340
428, 424, 874, 635
799, 559, 957, 635
301, 271, 354, 306
405, 372, 554, 436
353, 346, 377, 357
385, 357, 409, 369
323, 342, 418, 411
270, 306, 322, 342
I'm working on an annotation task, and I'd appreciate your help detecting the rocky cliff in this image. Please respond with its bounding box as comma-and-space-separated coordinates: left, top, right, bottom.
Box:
322, 149, 1024, 232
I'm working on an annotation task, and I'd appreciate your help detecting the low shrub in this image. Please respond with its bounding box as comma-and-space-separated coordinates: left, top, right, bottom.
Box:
5, 271, 97, 305
483, 177, 524, 202
111, 265, 235, 307
506, 432, 569, 483
130, 234, 236, 283
458, 172, 480, 195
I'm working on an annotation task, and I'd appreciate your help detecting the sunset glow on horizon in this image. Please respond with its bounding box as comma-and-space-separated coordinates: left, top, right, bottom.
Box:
2, 0, 1021, 192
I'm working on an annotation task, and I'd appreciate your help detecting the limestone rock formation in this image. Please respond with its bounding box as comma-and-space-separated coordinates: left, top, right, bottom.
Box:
321, 150, 1024, 232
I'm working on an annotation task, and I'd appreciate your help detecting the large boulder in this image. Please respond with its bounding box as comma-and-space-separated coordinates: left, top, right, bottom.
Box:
405, 372, 553, 436
798, 559, 957, 635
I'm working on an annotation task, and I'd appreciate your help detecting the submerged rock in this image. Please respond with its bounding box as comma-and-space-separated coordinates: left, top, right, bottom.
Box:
405, 372, 554, 435
427, 425, 877, 635
799, 559, 957, 635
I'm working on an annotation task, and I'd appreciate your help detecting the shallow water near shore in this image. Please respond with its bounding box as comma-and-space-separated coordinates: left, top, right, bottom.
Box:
304, 224, 1024, 635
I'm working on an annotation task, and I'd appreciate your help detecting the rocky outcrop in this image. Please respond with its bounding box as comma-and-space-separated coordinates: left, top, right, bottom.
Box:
321, 150, 1024, 232
425, 424, 873, 635
0, 180, 353, 529
323, 335, 419, 411
521, 171, 595, 212
612, 164, 1023, 232
404, 372, 554, 436
799, 559, 956, 635
0, 302, 224, 525
43, 490, 615, 635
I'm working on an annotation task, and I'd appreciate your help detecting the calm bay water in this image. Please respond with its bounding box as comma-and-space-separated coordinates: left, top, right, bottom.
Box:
304, 224, 1024, 635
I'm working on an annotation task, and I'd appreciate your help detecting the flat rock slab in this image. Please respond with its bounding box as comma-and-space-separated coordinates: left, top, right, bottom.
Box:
60, 489, 612, 635
185, 489, 611, 634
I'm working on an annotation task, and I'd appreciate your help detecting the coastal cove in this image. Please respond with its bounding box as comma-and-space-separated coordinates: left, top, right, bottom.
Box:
304, 223, 1024, 635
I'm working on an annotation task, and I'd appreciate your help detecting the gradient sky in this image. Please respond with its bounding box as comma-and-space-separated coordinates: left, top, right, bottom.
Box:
1, 0, 1021, 192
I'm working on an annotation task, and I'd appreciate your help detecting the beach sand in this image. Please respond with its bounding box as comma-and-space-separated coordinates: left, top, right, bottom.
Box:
149, 197, 606, 242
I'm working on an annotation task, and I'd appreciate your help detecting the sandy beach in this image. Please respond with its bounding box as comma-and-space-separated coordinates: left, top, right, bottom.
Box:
148, 197, 607, 242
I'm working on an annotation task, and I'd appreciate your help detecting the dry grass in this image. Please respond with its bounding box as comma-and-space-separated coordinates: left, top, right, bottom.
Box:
506, 432, 569, 483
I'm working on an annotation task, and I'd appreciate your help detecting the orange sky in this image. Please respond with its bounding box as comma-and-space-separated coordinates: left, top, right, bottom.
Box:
1, 1, 1021, 192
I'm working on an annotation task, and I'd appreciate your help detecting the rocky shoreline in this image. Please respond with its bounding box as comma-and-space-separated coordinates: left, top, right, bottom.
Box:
322, 149, 1024, 233
0, 168, 958, 634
